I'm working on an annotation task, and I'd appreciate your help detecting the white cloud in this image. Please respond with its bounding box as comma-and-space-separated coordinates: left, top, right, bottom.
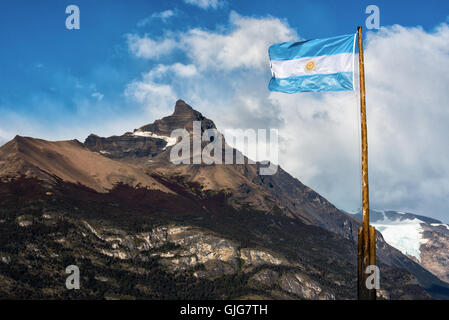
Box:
362, 24, 449, 217
126, 34, 178, 59
0, 128, 12, 147
127, 12, 296, 69
91, 92, 104, 101
123, 63, 197, 121
181, 12, 297, 71
170, 63, 198, 77
125, 80, 178, 120
125, 13, 449, 222
137, 9, 178, 27
144, 63, 198, 80
249, 23, 449, 223
0, 108, 149, 148
125, 12, 293, 127
269, 90, 363, 211
183, 0, 226, 10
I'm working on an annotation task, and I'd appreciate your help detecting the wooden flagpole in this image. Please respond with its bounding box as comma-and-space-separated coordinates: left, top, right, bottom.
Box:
357, 26, 376, 300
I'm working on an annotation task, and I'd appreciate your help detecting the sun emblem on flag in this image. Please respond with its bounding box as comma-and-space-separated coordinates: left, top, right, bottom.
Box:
305, 60, 316, 72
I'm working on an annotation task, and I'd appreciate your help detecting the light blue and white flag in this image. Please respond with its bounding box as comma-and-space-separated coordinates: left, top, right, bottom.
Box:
268, 33, 357, 93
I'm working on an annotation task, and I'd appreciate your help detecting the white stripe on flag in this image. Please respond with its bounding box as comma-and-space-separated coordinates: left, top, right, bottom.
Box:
270, 52, 353, 78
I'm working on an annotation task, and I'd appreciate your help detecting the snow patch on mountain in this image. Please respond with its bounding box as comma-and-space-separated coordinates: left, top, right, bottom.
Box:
133, 131, 178, 150
372, 212, 428, 262
430, 223, 449, 231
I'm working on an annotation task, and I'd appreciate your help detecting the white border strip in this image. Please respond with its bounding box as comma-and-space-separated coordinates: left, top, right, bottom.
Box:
270, 52, 353, 78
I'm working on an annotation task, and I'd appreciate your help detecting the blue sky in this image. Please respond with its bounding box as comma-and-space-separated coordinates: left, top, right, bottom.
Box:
1, 0, 449, 221
1, 0, 447, 129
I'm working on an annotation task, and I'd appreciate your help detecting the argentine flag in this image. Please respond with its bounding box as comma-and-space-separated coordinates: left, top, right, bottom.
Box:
268, 33, 357, 93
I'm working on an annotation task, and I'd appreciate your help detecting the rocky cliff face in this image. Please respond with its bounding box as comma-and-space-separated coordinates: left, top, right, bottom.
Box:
421, 223, 449, 284
77, 222, 335, 299
0, 176, 431, 299
84, 134, 167, 160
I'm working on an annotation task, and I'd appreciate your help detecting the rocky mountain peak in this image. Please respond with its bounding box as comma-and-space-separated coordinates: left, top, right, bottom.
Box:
173, 99, 194, 115
83, 100, 217, 161
137, 100, 216, 135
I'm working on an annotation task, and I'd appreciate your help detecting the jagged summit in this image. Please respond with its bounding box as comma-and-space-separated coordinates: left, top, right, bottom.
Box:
173, 99, 194, 115
137, 99, 216, 135
84, 100, 217, 160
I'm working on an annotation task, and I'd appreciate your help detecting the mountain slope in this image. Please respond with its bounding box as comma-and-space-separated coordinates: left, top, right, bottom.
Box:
0, 174, 432, 299
83, 100, 449, 299
85, 100, 361, 238
0, 136, 170, 193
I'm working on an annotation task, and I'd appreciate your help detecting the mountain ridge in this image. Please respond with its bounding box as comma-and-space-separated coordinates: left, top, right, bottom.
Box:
0, 135, 170, 193
0, 99, 447, 299
83, 100, 449, 298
